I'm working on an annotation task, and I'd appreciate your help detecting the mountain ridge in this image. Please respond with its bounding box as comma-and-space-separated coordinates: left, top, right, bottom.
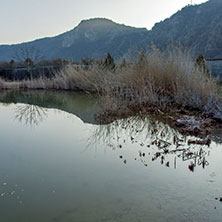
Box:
0, 17, 148, 61
0, 0, 222, 61
149, 0, 222, 57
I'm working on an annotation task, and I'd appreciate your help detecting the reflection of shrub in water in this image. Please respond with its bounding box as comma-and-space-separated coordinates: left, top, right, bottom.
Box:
91, 115, 211, 172
91, 115, 180, 145
15, 104, 48, 126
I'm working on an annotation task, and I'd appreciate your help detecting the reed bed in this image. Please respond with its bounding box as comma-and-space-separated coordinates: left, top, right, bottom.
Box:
0, 47, 221, 119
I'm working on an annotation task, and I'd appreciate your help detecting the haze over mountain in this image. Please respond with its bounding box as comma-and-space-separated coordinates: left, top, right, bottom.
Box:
0, 0, 221, 62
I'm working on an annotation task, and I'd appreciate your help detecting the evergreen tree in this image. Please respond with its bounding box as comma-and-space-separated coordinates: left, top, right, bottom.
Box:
195, 54, 210, 76
104, 53, 115, 70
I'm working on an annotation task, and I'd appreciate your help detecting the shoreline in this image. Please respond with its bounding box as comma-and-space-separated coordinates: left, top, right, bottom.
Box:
1, 48, 222, 141
1, 88, 221, 144
96, 102, 221, 140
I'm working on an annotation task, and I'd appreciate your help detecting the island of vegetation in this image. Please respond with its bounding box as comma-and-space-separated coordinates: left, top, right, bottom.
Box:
0, 46, 222, 143
1, 0, 222, 142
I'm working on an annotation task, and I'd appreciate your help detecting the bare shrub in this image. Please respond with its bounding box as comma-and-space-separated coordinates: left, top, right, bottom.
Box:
0, 46, 221, 119
88, 47, 219, 113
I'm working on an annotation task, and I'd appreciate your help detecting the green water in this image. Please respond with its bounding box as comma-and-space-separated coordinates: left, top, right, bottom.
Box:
0, 91, 222, 222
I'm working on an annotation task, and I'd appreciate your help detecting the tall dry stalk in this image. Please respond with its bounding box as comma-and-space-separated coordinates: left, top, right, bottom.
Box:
0, 47, 221, 118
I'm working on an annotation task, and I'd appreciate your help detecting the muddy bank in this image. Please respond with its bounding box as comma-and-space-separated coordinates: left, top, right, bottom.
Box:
96, 104, 222, 144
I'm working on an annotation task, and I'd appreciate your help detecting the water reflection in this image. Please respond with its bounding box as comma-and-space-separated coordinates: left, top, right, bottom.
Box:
15, 104, 48, 126
0, 90, 217, 171
0, 90, 99, 125
92, 116, 212, 172
1, 91, 222, 222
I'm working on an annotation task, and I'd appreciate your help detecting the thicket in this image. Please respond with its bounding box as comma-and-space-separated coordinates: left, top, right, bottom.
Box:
0, 48, 221, 120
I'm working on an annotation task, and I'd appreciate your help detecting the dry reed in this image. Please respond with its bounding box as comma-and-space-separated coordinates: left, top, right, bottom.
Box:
0, 47, 221, 119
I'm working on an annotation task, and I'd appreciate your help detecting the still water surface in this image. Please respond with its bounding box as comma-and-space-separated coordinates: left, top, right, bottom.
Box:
0, 91, 222, 222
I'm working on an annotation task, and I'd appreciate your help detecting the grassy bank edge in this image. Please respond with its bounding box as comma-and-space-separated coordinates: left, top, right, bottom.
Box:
1, 47, 222, 137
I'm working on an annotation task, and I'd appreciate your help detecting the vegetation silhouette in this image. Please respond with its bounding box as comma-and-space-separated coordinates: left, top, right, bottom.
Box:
15, 104, 48, 126
90, 115, 211, 172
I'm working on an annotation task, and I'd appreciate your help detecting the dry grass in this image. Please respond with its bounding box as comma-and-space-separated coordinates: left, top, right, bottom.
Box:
0, 47, 221, 119
78, 47, 219, 115
112, 48, 218, 109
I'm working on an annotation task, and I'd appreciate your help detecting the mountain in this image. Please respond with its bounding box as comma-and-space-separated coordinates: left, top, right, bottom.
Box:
148, 0, 222, 58
0, 0, 222, 61
0, 18, 148, 62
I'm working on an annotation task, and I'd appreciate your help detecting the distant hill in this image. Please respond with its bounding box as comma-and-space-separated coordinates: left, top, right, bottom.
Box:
0, 18, 148, 62
0, 0, 222, 61
149, 0, 222, 58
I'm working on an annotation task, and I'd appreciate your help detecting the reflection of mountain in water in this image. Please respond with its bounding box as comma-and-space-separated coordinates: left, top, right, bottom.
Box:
0, 90, 99, 125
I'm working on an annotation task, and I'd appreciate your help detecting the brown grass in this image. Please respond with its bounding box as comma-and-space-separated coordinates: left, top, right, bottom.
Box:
0, 47, 221, 119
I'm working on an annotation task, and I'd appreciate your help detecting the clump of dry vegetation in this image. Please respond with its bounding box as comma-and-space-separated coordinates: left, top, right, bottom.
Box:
0, 47, 221, 120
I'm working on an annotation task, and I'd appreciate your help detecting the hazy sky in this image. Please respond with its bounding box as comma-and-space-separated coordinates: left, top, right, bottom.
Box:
0, 0, 208, 45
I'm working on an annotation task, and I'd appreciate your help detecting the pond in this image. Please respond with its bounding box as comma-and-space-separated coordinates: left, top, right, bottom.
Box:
0, 90, 222, 222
